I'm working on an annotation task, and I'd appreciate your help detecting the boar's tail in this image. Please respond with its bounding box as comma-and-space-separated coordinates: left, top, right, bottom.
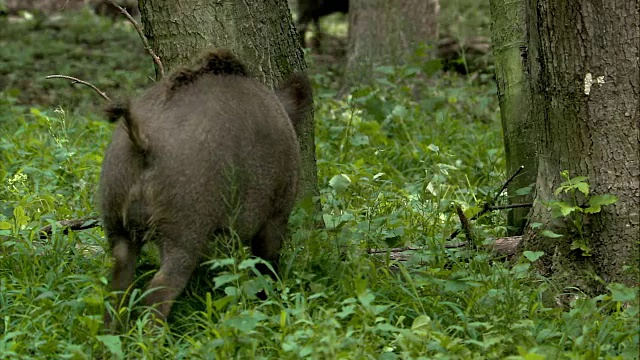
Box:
277, 73, 313, 128
104, 101, 149, 154
168, 49, 249, 92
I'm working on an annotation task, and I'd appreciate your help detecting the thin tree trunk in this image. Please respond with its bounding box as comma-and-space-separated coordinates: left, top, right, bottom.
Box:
522, 0, 639, 291
489, 0, 536, 235
345, 0, 439, 86
139, 0, 321, 216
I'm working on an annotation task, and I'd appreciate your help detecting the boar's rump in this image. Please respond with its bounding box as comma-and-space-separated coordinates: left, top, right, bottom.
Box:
100, 48, 312, 324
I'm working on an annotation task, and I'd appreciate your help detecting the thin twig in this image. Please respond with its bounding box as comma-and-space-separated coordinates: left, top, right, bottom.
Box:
45, 75, 111, 101
105, 0, 165, 78
447, 165, 526, 241
494, 165, 525, 204
488, 203, 533, 211
39, 216, 101, 239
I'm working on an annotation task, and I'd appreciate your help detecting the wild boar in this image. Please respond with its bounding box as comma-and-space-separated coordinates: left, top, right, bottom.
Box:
296, 0, 349, 48
100, 49, 312, 325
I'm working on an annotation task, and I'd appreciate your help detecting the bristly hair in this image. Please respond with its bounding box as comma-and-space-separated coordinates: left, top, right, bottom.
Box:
168, 49, 249, 92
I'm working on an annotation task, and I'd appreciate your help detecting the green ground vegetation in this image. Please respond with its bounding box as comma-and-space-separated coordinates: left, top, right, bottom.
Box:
0, 4, 637, 359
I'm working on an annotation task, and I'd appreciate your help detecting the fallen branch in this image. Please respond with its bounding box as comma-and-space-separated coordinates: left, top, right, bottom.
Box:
45, 75, 111, 101
38, 216, 100, 239
105, 0, 165, 78
367, 236, 522, 261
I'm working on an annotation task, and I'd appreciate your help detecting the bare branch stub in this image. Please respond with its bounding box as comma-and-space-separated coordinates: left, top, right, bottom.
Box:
38, 216, 101, 239
489, 203, 533, 211
105, 0, 165, 78
455, 205, 475, 248
45, 75, 111, 102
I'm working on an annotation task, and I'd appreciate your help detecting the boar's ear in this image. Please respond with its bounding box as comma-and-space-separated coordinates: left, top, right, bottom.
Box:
104, 100, 149, 154
104, 100, 130, 123
276, 73, 313, 128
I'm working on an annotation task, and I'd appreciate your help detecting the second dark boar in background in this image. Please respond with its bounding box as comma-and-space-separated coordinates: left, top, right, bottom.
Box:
296, 0, 349, 47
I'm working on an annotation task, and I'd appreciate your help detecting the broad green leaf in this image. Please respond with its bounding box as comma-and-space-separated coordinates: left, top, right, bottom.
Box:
464, 206, 482, 219
224, 312, 266, 333
523, 251, 544, 262
96, 335, 124, 360
239, 258, 262, 270
585, 194, 618, 214
608, 283, 637, 302
205, 258, 236, 270
376, 65, 395, 75
329, 174, 351, 192
570, 176, 589, 184
411, 315, 431, 331
336, 304, 356, 319
350, 134, 369, 146
213, 273, 240, 289
554, 186, 564, 196
541, 230, 563, 238
570, 239, 591, 255
351, 87, 372, 99
515, 185, 532, 196
392, 105, 408, 118
0, 222, 11, 230
558, 202, 578, 217
425, 182, 437, 195
548, 200, 573, 218
358, 291, 375, 308
575, 182, 589, 196
323, 213, 354, 230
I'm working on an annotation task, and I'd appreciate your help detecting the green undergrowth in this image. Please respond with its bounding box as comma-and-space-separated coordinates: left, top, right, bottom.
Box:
1, 7, 638, 360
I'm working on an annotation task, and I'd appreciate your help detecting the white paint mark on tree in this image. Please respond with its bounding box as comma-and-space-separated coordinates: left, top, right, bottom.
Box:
584, 73, 605, 95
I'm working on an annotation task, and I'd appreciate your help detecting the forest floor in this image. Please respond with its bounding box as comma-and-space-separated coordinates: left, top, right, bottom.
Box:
0, 4, 637, 359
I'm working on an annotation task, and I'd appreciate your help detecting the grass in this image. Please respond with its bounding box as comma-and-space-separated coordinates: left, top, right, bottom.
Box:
1, 5, 638, 360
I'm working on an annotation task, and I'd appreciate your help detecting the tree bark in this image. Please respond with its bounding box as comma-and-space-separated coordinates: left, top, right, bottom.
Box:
345, 0, 439, 85
521, 0, 639, 291
138, 0, 321, 215
489, 0, 536, 235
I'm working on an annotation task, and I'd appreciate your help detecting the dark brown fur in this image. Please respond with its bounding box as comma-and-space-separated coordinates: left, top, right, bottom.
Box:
101, 49, 312, 326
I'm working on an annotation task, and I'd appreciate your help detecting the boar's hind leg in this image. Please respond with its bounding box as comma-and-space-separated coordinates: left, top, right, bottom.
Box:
105, 233, 141, 327
143, 236, 203, 322
251, 216, 288, 279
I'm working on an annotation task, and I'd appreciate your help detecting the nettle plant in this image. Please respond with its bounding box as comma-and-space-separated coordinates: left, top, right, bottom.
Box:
535, 170, 618, 256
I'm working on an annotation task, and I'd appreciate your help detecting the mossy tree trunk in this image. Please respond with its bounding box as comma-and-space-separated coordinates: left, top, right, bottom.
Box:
500, 0, 639, 291
345, 0, 439, 85
138, 0, 320, 216
489, 0, 536, 236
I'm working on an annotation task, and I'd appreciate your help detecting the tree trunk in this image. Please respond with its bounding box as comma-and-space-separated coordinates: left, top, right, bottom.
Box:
489, 0, 536, 235
345, 0, 439, 85
138, 0, 321, 215
522, 0, 639, 291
